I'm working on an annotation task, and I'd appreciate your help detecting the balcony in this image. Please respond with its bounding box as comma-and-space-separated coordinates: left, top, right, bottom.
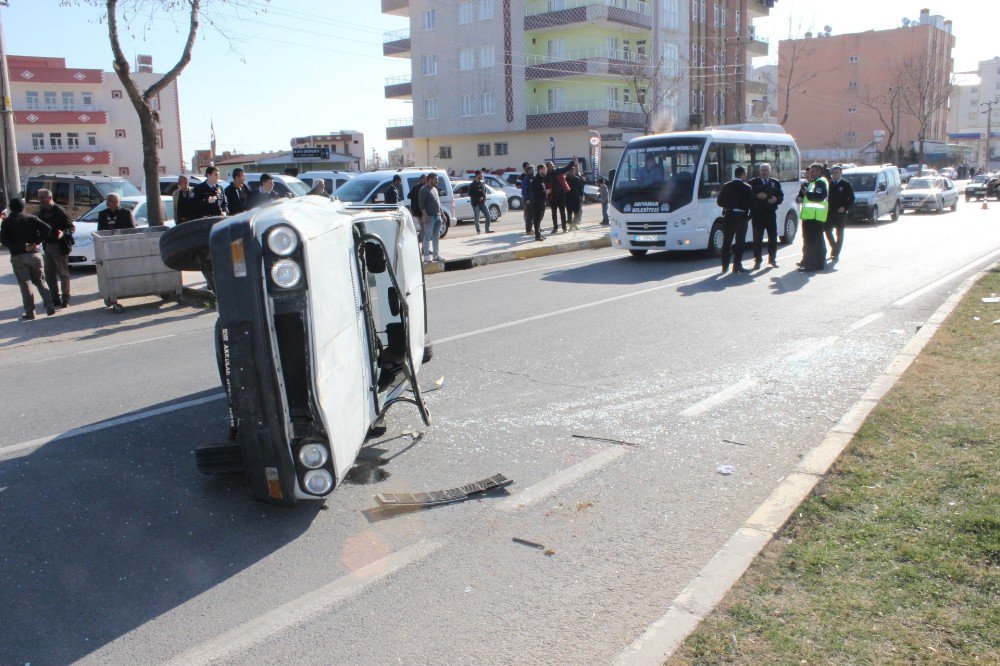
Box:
384, 74, 413, 99
383, 29, 411, 58
19, 147, 111, 168
525, 0, 652, 32
526, 100, 644, 130
386, 117, 413, 140
746, 28, 769, 57
381, 0, 409, 16
746, 0, 776, 18
13, 107, 108, 125
524, 49, 650, 79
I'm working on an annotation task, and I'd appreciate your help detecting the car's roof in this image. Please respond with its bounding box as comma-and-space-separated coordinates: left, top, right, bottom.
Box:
27, 173, 131, 182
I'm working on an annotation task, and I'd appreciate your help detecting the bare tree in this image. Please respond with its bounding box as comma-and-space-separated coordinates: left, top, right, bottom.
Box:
776, 36, 828, 126
859, 73, 904, 162
898, 52, 953, 176
368, 148, 385, 172
616, 53, 688, 135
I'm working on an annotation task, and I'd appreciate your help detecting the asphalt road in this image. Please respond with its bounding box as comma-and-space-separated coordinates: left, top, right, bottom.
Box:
1, 198, 999, 665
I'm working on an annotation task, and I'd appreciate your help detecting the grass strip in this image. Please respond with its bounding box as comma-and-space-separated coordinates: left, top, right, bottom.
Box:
670, 267, 1000, 665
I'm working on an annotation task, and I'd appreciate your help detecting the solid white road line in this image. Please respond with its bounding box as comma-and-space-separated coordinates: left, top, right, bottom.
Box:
893, 246, 1000, 307
0, 393, 226, 462
427, 254, 613, 290
678, 376, 758, 418
164, 539, 442, 666
845, 312, 884, 333
495, 447, 628, 511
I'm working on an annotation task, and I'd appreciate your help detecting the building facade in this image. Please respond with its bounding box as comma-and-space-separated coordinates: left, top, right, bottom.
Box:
948, 57, 1000, 169
9, 55, 184, 189
777, 9, 955, 163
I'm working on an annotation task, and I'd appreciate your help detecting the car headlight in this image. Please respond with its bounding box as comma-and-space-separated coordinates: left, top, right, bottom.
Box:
270, 259, 302, 288
298, 442, 329, 469
303, 469, 333, 495
266, 225, 298, 256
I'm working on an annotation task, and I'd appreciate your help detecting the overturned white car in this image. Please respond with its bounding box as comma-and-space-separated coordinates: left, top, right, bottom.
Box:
160, 197, 431, 506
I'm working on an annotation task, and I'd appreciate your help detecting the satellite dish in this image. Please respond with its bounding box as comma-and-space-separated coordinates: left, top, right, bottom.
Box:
902, 18, 911, 27
823, 25, 832, 33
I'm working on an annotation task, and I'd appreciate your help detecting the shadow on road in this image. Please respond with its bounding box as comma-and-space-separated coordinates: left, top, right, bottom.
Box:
541, 250, 712, 286
0, 390, 320, 664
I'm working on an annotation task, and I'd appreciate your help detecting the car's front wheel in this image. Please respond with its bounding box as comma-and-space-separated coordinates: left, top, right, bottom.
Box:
781, 212, 797, 244
629, 249, 648, 258
508, 196, 522, 210
159, 216, 224, 271
707, 221, 725, 256
488, 204, 502, 222
890, 201, 901, 221
438, 211, 451, 239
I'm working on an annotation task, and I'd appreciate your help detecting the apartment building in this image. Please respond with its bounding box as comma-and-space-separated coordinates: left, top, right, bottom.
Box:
9, 55, 184, 188
948, 57, 1000, 169
290, 130, 367, 170
778, 9, 955, 162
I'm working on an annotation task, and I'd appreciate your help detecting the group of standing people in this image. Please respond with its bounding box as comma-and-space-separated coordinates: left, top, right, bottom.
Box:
715, 161, 855, 275
171, 166, 284, 225
519, 158, 587, 241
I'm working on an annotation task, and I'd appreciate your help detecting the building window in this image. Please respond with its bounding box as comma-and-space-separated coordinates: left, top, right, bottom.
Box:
712, 3, 718, 26
82, 92, 93, 109
735, 10, 740, 32
49, 132, 63, 149
720, 8, 726, 29
157, 129, 164, 149
44, 91, 57, 110
458, 1, 474, 23
67, 132, 80, 149
424, 98, 438, 119
481, 92, 495, 115
421, 8, 436, 29
700, 0, 706, 23
119, 167, 130, 176
115, 129, 127, 138
62, 92, 75, 110
460, 94, 474, 117
848, 55, 859, 63
112, 89, 123, 99
150, 93, 160, 111
547, 88, 565, 111
478, 0, 493, 19
31, 132, 44, 150
421, 55, 438, 76
847, 105, 857, 113
86, 132, 97, 146
438, 145, 452, 159
159, 166, 167, 175
495, 142, 508, 156
459, 48, 475, 70
699, 90, 705, 112
848, 80, 858, 89
846, 130, 857, 140
26, 91, 39, 109
478, 46, 495, 68
547, 39, 565, 60
607, 86, 620, 108
477, 143, 491, 157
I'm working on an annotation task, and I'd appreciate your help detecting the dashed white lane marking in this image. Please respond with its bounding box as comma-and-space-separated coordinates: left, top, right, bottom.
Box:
893, 246, 1000, 307
427, 254, 612, 290
845, 312, 884, 333
495, 447, 628, 511
0, 393, 226, 462
164, 539, 442, 666
679, 376, 759, 418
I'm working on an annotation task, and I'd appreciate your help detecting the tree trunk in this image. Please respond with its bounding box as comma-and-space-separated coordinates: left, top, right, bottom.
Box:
138, 106, 164, 226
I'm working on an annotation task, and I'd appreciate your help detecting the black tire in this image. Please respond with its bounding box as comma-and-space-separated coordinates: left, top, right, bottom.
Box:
707, 220, 725, 257
780, 213, 798, 244
488, 204, 502, 221
195, 443, 244, 475
629, 249, 648, 258
159, 216, 224, 272
422, 340, 433, 364
509, 196, 523, 210
891, 201, 901, 221
950, 200, 958, 212
868, 206, 879, 224
438, 212, 451, 239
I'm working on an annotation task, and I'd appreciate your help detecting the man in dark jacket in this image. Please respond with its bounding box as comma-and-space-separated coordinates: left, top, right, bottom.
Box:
248, 173, 281, 209
565, 164, 585, 231
1, 198, 55, 319
544, 160, 571, 233
224, 168, 252, 215
530, 164, 548, 241
716, 166, 755, 274
825, 165, 855, 262
192, 165, 229, 218
748, 163, 784, 270
37, 188, 75, 307
796, 163, 830, 272
520, 162, 534, 234
172, 175, 196, 224
96, 193, 136, 231
468, 170, 492, 234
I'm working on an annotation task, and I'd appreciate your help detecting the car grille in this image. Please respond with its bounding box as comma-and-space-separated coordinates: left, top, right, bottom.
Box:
626, 222, 668, 233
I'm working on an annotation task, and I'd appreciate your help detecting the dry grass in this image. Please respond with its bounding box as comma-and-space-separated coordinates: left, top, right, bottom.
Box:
669, 268, 1000, 665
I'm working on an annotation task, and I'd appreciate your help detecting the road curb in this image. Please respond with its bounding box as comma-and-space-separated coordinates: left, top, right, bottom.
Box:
434, 236, 610, 274
614, 263, 995, 666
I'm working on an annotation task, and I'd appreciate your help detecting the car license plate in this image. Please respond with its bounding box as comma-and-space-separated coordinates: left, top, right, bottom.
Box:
633, 234, 658, 242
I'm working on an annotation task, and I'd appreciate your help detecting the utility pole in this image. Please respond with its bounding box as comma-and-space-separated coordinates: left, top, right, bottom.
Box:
0, 0, 21, 204
982, 97, 997, 172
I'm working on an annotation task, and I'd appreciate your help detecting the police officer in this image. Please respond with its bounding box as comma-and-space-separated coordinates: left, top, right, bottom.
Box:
825, 165, 855, 262
748, 163, 783, 270
716, 165, 755, 274
796, 163, 829, 272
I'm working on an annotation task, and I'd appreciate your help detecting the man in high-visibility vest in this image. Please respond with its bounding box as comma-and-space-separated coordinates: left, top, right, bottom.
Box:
796, 163, 829, 272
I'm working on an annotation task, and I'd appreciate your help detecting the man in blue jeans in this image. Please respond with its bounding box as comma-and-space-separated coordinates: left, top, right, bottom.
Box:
469, 170, 494, 234
418, 172, 443, 262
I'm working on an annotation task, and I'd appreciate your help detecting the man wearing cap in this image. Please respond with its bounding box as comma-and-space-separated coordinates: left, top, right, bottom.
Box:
796, 163, 830, 272
825, 165, 854, 262
716, 166, 755, 274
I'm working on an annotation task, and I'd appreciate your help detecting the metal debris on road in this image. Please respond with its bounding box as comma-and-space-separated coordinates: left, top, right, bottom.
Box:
722, 438, 747, 446
981, 295, 999, 303
717, 465, 735, 475
374, 473, 512, 507
572, 433, 640, 447
512, 537, 546, 550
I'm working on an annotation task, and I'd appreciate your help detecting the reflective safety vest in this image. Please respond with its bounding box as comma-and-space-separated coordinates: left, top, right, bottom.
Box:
801, 177, 829, 222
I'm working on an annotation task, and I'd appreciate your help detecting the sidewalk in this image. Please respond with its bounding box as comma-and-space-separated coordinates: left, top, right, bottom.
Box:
183, 218, 611, 295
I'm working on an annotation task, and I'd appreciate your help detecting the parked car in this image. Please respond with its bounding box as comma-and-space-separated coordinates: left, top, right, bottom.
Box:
241, 173, 311, 198
69, 195, 175, 266
900, 176, 960, 213
159, 175, 205, 195
905, 164, 931, 179
298, 170, 357, 195
332, 167, 456, 238
157, 198, 432, 505
479, 173, 524, 210
451, 180, 509, 223
939, 167, 957, 180
964, 173, 994, 201
24, 174, 141, 220
841, 165, 903, 223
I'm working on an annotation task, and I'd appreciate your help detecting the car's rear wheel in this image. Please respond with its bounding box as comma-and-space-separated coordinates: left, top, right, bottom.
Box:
488, 204, 502, 221
159, 216, 223, 271
950, 199, 958, 211
781, 212, 797, 244
508, 196, 522, 210
868, 206, 879, 224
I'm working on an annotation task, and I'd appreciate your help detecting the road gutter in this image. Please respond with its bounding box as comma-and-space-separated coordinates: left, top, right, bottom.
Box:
614, 264, 994, 666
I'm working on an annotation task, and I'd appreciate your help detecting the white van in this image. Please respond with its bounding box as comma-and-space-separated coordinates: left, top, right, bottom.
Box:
332, 168, 456, 237
243, 173, 312, 198
298, 170, 357, 195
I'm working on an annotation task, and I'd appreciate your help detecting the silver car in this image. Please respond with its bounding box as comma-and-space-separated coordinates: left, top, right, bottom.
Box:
900, 177, 960, 213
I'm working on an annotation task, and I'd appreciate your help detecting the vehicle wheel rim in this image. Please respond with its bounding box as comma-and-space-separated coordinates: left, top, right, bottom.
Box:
785, 218, 795, 240
713, 228, 724, 251
489, 206, 500, 221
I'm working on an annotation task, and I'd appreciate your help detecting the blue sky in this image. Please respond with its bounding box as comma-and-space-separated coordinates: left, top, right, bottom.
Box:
1, 0, 992, 164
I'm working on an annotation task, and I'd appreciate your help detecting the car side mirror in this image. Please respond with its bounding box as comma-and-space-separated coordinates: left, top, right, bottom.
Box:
877, 183, 887, 192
